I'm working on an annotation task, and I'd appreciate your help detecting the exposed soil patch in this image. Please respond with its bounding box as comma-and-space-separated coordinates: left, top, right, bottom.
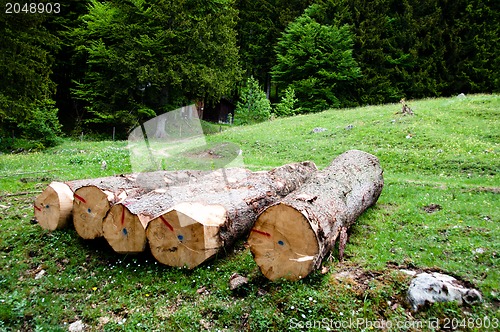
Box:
422, 203, 442, 213
187, 148, 223, 159
466, 186, 500, 194
184, 142, 240, 160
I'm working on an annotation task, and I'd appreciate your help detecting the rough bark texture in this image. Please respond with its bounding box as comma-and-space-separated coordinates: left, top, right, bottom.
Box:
103, 168, 252, 254
248, 150, 384, 281
145, 161, 318, 268
71, 171, 211, 239
34, 170, 214, 233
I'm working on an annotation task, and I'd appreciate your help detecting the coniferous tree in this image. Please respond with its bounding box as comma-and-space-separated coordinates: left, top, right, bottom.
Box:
72, 0, 242, 134
272, 6, 361, 112
236, 0, 313, 98
0, 8, 61, 144
312, 0, 499, 104
45, 0, 92, 134
234, 76, 271, 124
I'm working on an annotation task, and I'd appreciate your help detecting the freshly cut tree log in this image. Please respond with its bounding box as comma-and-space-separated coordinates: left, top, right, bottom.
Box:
34, 170, 211, 232
72, 186, 138, 240
72, 170, 209, 239
103, 168, 253, 254
248, 150, 384, 281
145, 161, 318, 268
34, 176, 139, 231
34, 182, 74, 230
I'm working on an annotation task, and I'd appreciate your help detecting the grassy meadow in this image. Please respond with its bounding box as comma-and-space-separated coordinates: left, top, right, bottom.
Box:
0, 94, 498, 331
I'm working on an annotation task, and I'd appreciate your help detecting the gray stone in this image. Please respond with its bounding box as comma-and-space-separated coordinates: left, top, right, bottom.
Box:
229, 273, 248, 290
399, 269, 417, 277
68, 320, 86, 332
311, 127, 328, 133
407, 272, 482, 311
35, 269, 46, 280
457, 93, 466, 99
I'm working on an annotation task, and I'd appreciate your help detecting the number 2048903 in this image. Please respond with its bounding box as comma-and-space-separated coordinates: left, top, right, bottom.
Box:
5, 2, 60, 14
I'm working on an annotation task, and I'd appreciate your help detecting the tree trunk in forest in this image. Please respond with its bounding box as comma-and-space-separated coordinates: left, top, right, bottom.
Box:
248, 150, 384, 281
145, 161, 318, 268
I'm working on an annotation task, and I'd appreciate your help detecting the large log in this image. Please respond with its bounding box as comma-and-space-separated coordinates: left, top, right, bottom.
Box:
72, 170, 209, 239
248, 150, 384, 281
145, 161, 318, 268
102, 168, 252, 254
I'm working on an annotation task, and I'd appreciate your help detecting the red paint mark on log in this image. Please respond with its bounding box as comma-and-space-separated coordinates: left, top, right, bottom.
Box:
251, 229, 271, 237
74, 193, 87, 204
159, 215, 174, 232
121, 206, 125, 226
34, 204, 42, 212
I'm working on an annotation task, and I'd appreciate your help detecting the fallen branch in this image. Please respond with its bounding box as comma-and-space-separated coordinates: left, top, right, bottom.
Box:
0, 169, 60, 178
0, 191, 42, 200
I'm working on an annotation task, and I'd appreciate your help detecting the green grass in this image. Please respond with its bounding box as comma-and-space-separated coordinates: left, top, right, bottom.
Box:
0, 94, 499, 331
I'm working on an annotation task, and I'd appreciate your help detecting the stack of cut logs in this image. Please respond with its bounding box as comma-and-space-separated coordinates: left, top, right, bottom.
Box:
33, 150, 383, 281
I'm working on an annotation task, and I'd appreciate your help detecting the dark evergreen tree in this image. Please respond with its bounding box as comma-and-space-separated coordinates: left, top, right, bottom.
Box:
312, 0, 499, 104
438, 0, 500, 94
235, 0, 312, 99
0, 7, 61, 144
71, 0, 242, 134
45, 0, 92, 134
272, 6, 361, 112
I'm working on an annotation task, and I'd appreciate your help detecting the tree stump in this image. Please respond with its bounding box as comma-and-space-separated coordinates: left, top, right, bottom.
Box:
248, 150, 384, 281
145, 161, 318, 268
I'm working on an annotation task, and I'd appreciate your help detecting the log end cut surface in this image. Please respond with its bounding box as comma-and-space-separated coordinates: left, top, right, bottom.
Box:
248, 203, 319, 281
73, 186, 110, 239
103, 204, 147, 253
146, 203, 226, 269
34, 182, 73, 230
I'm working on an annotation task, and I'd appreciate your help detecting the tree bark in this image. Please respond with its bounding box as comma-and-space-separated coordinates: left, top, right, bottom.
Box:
34, 170, 215, 232
248, 150, 384, 281
103, 168, 253, 254
145, 161, 318, 268
71, 170, 212, 239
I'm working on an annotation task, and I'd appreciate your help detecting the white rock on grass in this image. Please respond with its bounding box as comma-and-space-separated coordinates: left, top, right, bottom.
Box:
34, 270, 46, 280
407, 272, 482, 311
68, 320, 86, 332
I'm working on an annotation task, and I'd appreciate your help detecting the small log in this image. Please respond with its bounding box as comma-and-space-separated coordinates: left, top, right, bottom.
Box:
72, 186, 135, 240
103, 168, 252, 254
34, 176, 138, 232
34, 182, 74, 230
248, 150, 384, 281
145, 161, 318, 268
